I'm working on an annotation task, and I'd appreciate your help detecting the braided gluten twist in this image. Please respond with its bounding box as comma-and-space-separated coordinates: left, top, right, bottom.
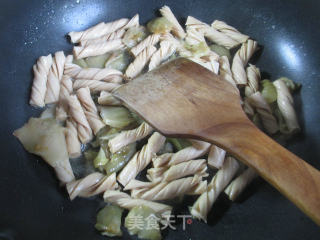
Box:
207, 145, 226, 169
117, 132, 166, 186
248, 92, 279, 134
79, 29, 125, 46
224, 167, 258, 201
68, 18, 129, 43
29, 54, 53, 107
152, 140, 210, 168
103, 190, 172, 219
130, 34, 160, 57
148, 40, 176, 71
189, 157, 239, 222
273, 79, 300, 133
45, 51, 66, 104
130, 175, 204, 200
231, 40, 258, 85
66, 172, 118, 200
245, 64, 261, 97
77, 87, 105, 135
65, 119, 81, 158
73, 39, 125, 59
64, 55, 123, 83
125, 45, 157, 79
186, 16, 239, 49
73, 80, 120, 93
67, 95, 93, 143
56, 75, 73, 121
98, 91, 122, 106
211, 20, 249, 44
160, 5, 186, 39
108, 122, 154, 153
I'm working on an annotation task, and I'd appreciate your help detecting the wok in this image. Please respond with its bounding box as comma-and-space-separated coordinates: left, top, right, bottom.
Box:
0, 0, 319, 239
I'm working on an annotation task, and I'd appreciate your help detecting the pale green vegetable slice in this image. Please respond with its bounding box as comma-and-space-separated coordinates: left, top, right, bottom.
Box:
84, 149, 98, 161
123, 26, 148, 48
100, 106, 135, 129
167, 138, 192, 151
95, 205, 124, 237
261, 79, 277, 104
96, 128, 119, 157
90, 138, 100, 148
73, 58, 88, 68
147, 17, 173, 34
277, 77, 301, 92
130, 111, 144, 125
105, 51, 131, 72
274, 107, 291, 134
93, 147, 109, 169
125, 205, 161, 240
158, 142, 174, 155
166, 52, 177, 62
99, 128, 120, 141
104, 143, 136, 175
85, 53, 110, 68
96, 126, 110, 137
39, 104, 56, 119
100, 139, 110, 156
209, 44, 231, 61
185, 42, 210, 58
13, 118, 74, 183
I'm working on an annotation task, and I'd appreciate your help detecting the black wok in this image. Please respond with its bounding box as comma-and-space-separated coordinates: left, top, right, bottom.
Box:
0, 0, 319, 239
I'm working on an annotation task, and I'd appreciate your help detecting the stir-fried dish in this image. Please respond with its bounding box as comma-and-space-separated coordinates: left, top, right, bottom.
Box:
14, 5, 301, 240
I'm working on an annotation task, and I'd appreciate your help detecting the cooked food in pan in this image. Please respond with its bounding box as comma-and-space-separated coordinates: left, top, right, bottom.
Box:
14, 5, 301, 240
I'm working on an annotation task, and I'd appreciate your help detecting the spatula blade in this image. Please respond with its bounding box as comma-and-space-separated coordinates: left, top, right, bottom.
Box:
113, 58, 244, 137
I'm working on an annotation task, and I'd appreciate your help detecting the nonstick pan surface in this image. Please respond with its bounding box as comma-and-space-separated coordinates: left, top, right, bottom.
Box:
0, 0, 319, 239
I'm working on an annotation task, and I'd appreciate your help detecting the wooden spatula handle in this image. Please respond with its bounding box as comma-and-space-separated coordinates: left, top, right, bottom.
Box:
200, 122, 320, 225
115, 58, 320, 224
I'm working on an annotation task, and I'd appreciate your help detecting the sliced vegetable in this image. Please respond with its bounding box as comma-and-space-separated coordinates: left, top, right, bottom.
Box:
89, 127, 111, 148
93, 147, 109, 169
261, 79, 277, 104
105, 50, 131, 72
95, 131, 112, 158
274, 106, 290, 134
130, 111, 144, 125
277, 77, 301, 92
90, 138, 100, 148
99, 128, 120, 141
104, 143, 136, 175
125, 205, 161, 240
168, 138, 192, 151
13, 118, 74, 183
96, 126, 113, 138
99, 139, 110, 156
39, 105, 56, 119
123, 26, 148, 48
147, 17, 173, 34
84, 149, 98, 161
158, 142, 174, 155
209, 44, 231, 61
73, 58, 88, 68
85, 53, 110, 68
168, 52, 177, 61
100, 106, 135, 129
95, 205, 124, 237
185, 42, 210, 58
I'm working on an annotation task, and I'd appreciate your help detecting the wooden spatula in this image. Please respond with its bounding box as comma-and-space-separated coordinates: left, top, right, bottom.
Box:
114, 58, 320, 224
